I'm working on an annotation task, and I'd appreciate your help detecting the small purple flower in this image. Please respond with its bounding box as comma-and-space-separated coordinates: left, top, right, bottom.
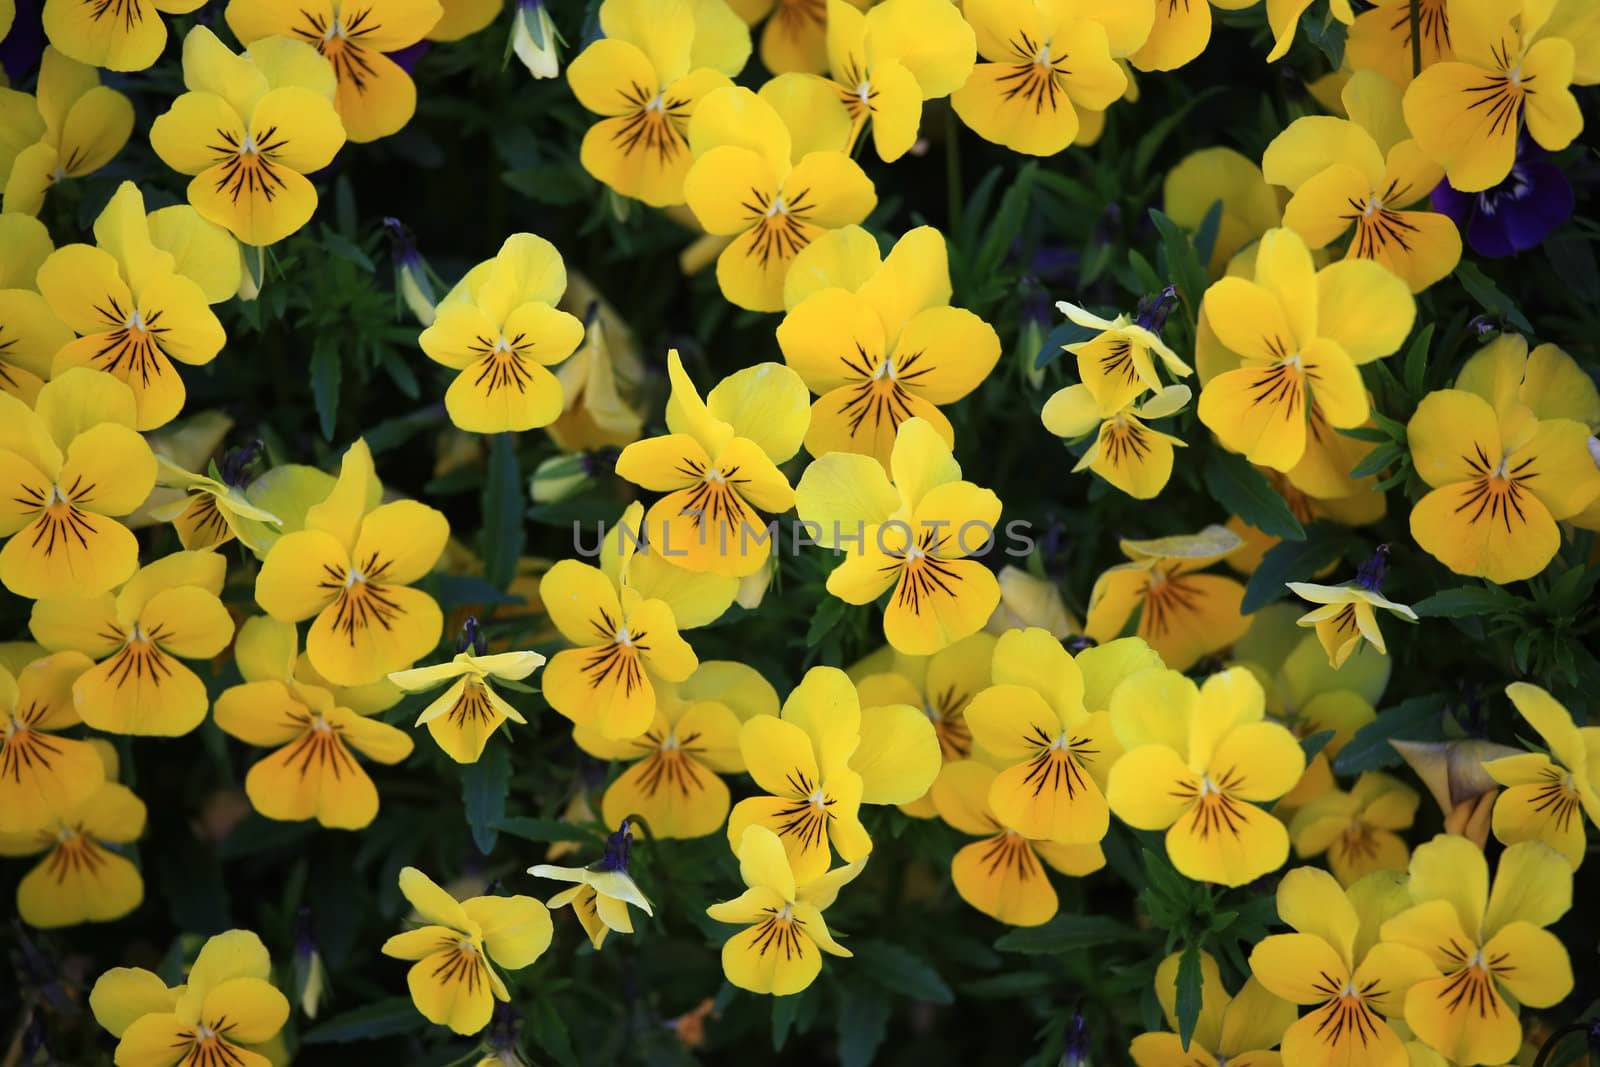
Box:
1431, 136, 1574, 258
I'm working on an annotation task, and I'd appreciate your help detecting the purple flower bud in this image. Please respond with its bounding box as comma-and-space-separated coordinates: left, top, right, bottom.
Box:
594, 818, 634, 872
1356, 544, 1390, 592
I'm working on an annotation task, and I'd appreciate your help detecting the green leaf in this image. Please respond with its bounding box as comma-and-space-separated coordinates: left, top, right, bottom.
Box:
1148, 208, 1208, 325
1240, 525, 1351, 613
772, 991, 803, 1050
321, 228, 375, 273
1401, 322, 1434, 397
1300, 729, 1336, 763
852, 940, 955, 1004
481, 433, 525, 590
493, 816, 599, 844
301, 998, 426, 1044
1176, 945, 1203, 1051
1412, 585, 1524, 618
993, 913, 1134, 954
309, 340, 341, 441
1336, 425, 1394, 444
836, 988, 892, 1067
1033, 318, 1100, 370
1301, 6, 1347, 66
1203, 450, 1305, 541
1454, 262, 1535, 334
1192, 199, 1224, 271
462, 744, 511, 854
526, 995, 580, 1067
805, 595, 850, 647
1348, 442, 1404, 481
1334, 696, 1448, 774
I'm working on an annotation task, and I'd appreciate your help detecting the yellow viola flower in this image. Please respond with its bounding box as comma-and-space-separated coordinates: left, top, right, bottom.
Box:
145, 202, 247, 304
1483, 683, 1599, 869
388, 630, 545, 765
1287, 578, 1417, 672
565, 0, 749, 207
949, 0, 1127, 156
0, 645, 98, 834
0, 369, 156, 600
529, 818, 655, 949
382, 867, 552, 1035
986, 565, 1081, 638
215, 616, 414, 829
616, 350, 808, 577
1380, 835, 1574, 1066
730, 0, 863, 74
1289, 772, 1421, 886
822, 0, 975, 161
1043, 381, 1192, 500
430, 0, 502, 40
930, 758, 1103, 926
1264, 73, 1461, 293
548, 272, 647, 451
1251, 867, 1438, 1066
1163, 146, 1284, 279
30, 550, 234, 737
1402, 0, 1583, 192
963, 627, 1121, 847
1130, 950, 1296, 1066
36, 182, 227, 430
1055, 291, 1192, 411
1347, 0, 1454, 88
93, 930, 291, 1067
1107, 667, 1306, 886
226, 0, 445, 144
42, 0, 205, 71
1083, 526, 1250, 672
149, 450, 284, 555
572, 660, 778, 839
683, 86, 876, 312
1197, 227, 1414, 471
150, 27, 347, 247
1, 48, 133, 215
256, 438, 450, 688
598, 498, 743, 630
1129, 0, 1256, 72
707, 824, 863, 995
421, 233, 585, 433
0, 216, 71, 404
777, 226, 1000, 466
0, 739, 145, 928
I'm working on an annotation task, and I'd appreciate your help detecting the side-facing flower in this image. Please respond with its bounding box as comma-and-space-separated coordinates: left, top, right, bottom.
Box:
529, 818, 654, 949
382, 867, 552, 1035
215, 616, 414, 829
1289, 772, 1421, 886
1130, 950, 1296, 1066
389, 630, 545, 764
1042, 381, 1191, 500
42, 0, 205, 71
1250, 867, 1437, 1067
1380, 835, 1574, 1066
1107, 667, 1306, 886
1287, 548, 1417, 669
1055, 289, 1192, 411
148, 444, 284, 555
150, 27, 347, 247
255, 438, 450, 687
776, 226, 999, 466
418, 233, 585, 433
0, 645, 98, 833
1483, 682, 1599, 868
616, 349, 809, 577
1, 47, 133, 214
795, 417, 1001, 655
706, 824, 862, 995
31, 550, 234, 736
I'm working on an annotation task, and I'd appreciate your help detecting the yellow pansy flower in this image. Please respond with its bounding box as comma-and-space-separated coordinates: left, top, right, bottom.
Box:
1083, 526, 1250, 672
777, 226, 999, 466
30, 550, 233, 737
215, 616, 414, 829
1380, 835, 1574, 1066
145, 201, 247, 305
795, 417, 1002, 655
1163, 146, 1284, 279
382, 867, 552, 1035
547, 272, 647, 451
572, 660, 778, 839
0, 645, 98, 834
37, 182, 227, 430
616, 349, 809, 578
0, 369, 155, 600
729, 0, 863, 74
1130, 950, 1296, 1067
683, 86, 876, 312
1264, 72, 1461, 292
822, 0, 974, 161
530, 818, 655, 950
1197, 228, 1414, 471
1289, 772, 1421, 886
594, 499, 744, 632
707, 824, 863, 995
565, 0, 749, 207
149, 449, 284, 555
1043, 381, 1191, 500
93, 930, 291, 1067
0, 216, 71, 404
1286, 578, 1417, 671
930, 758, 1103, 926
430, 0, 502, 40
1346, 0, 1454, 88
1107, 667, 1305, 886
255, 438, 450, 687
421, 233, 585, 433
150, 27, 347, 247
388, 629, 545, 764
1402, 0, 1583, 192
42, 0, 205, 71
226, 0, 445, 144
963, 627, 1120, 846
1251, 867, 1438, 1067
0, 739, 145, 928
1483, 683, 1598, 869
1129, 0, 1257, 72
1055, 291, 1192, 412
1, 48, 133, 216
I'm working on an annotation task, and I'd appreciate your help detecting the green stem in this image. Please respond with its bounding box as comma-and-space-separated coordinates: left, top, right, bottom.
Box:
1408, 0, 1423, 77
945, 105, 963, 232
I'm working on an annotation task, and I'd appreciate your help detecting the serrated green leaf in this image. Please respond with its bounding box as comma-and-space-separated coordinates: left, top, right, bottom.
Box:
1300, 729, 1336, 762
1401, 322, 1434, 397
852, 940, 955, 1003
1176, 945, 1203, 1050
1240, 525, 1351, 613
301, 998, 425, 1044
1412, 585, 1524, 618
1203, 450, 1305, 541
837, 988, 892, 1067
1334, 696, 1447, 775
1349, 442, 1404, 480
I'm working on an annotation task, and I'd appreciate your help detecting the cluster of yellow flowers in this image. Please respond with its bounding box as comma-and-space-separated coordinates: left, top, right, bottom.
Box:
1, 0, 1596, 1064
